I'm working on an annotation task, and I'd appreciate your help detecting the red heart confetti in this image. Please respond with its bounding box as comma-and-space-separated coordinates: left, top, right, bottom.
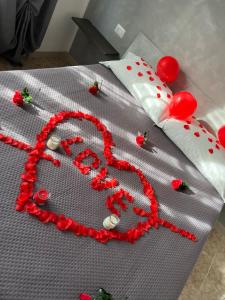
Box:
127, 66, 132, 70
208, 148, 214, 154
216, 144, 220, 150
194, 132, 200, 137
137, 72, 143, 77
184, 125, 190, 130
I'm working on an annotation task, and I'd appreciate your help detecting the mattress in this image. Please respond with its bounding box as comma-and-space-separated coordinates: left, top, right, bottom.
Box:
0, 64, 223, 300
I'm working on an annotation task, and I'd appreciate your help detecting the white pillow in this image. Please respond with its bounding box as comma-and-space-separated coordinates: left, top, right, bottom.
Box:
100, 53, 173, 126
161, 116, 225, 201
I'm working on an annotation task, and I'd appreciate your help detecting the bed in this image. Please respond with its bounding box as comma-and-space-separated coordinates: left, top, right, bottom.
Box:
0, 60, 224, 300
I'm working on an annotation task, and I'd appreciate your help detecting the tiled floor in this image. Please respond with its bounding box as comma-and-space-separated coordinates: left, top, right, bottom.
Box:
0, 51, 225, 300
179, 221, 225, 300
0, 51, 76, 71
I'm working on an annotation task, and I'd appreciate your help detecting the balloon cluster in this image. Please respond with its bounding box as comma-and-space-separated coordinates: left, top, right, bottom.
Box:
157, 56, 225, 148
157, 56, 197, 120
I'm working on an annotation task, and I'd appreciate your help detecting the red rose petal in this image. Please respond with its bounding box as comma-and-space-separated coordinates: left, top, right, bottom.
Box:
167, 94, 171, 99
143, 62, 148, 67
208, 148, 214, 154
149, 76, 154, 81
127, 65, 132, 70
157, 93, 161, 99
137, 72, 143, 77
135, 62, 140, 65
146, 70, 151, 75
202, 129, 207, 134
208, 138, 213, 143
194, 132, 200, 137
163, 83, 167, 88
184, 125, 190, 130
216, 144, 220, 150
156, 86, 162, 91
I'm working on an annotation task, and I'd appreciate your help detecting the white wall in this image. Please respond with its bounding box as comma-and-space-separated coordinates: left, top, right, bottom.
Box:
39, 0, 89, 52
85, 0, 225, 131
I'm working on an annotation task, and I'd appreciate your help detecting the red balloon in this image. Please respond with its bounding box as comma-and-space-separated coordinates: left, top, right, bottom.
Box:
157, 56, 179, 83
169, 91, 197, 120
218, 125, 225, 148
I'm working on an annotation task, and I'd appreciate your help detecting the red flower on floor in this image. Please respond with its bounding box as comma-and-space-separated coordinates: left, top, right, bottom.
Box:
171, 178, 189, 191
12, 90, 24, 106
136, 131, 147, 147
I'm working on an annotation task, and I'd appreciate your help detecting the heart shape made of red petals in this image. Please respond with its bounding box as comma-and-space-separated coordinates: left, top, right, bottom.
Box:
13, 111, 196, 243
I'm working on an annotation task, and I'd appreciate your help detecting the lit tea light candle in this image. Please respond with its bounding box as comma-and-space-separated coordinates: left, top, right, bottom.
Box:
103, 214, 120, 230
47, 135, 61, 150
33, 189, 49, 205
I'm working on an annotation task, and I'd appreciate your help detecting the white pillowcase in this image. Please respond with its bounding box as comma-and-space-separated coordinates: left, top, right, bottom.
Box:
101, 53, 225, 201
161, 117, 225, 201
100, 53, 173, 126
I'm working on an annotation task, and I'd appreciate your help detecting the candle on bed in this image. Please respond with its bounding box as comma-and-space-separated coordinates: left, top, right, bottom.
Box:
47, 135, 61, 150
103, 214, 120, 230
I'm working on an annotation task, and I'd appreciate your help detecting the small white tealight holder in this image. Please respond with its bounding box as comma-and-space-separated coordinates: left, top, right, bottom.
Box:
103, 214, 120, 230
47, 135, 61, 151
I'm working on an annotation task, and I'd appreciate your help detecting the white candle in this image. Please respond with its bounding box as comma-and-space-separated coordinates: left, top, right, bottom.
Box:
47, 135, 61, 150
103, 214, 120, 230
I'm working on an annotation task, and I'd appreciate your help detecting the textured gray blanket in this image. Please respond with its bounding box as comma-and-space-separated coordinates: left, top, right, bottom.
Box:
0, 65, 223, 300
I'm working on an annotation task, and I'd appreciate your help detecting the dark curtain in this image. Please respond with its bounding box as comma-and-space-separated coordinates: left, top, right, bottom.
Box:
0, 0, 57, 64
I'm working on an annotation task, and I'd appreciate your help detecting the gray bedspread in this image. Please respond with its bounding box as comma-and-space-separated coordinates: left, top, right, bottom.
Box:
0, 64, 223, 300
